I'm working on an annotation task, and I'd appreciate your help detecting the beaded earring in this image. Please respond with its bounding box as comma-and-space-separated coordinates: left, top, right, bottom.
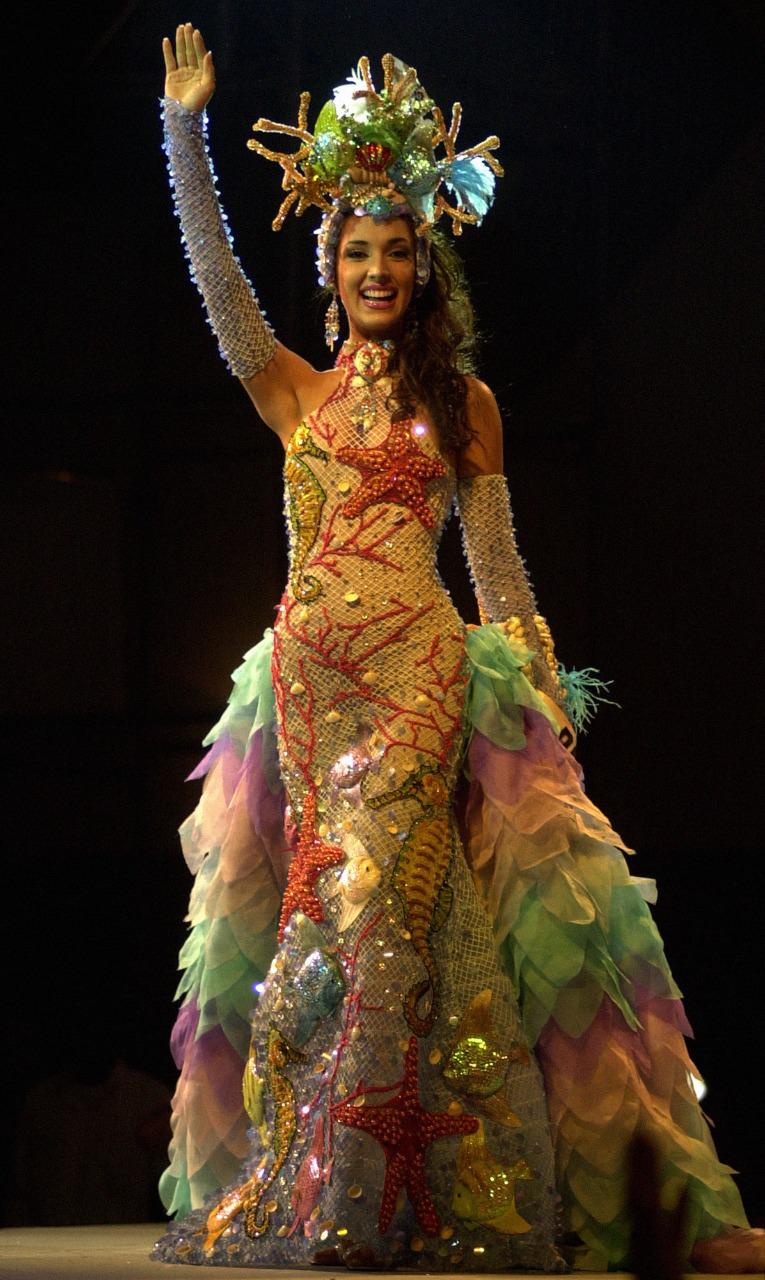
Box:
324, 292, 340, 349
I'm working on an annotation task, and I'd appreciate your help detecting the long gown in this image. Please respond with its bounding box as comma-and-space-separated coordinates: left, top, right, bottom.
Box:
154, 338, 748, 1271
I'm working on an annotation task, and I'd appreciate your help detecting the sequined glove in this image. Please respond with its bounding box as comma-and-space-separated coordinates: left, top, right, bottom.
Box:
161, 97, 276, 378
457, 473, 567, 713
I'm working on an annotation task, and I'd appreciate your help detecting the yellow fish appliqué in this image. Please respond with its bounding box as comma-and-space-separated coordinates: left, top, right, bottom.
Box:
452, 1120, 535, 1235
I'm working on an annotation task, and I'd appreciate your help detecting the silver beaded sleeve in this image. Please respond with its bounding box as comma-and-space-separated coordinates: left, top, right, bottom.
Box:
456, 473, 564, 704
161, 97, 276, 379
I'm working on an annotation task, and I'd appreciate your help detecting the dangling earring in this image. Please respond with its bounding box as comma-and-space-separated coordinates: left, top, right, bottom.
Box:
324, 292, 340, 349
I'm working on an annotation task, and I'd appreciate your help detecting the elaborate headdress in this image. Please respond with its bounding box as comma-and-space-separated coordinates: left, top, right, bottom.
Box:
247, 54, 502, 343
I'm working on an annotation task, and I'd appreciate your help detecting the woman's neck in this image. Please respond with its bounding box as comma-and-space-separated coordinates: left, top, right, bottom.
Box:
335, 336, 396, 379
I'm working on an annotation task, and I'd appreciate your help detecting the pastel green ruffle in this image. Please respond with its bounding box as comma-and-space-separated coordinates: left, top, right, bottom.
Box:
175, 849, 278, 1053
461, 624, 749, 1268
498, 841, 678, 1046
177, 628, 281, 1048
464, 623, 563, 748
162, 632, 285, 1217
200, 628, 280, 791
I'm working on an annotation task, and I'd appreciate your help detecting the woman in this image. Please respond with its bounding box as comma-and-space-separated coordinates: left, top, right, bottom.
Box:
154, 24, 762, 1273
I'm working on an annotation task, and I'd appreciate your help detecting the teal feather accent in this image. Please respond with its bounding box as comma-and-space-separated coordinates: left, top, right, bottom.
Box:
558, 666, 619, 735
443, 156, 496, 220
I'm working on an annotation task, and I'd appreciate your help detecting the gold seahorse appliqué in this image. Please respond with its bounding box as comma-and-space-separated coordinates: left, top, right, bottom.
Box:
284, 422, 328, 602
366, 764, 453, 1036
203, 1026, 304, 1250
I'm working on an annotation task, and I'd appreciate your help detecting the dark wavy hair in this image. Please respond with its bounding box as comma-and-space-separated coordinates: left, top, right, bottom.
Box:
388, 227, 480, 454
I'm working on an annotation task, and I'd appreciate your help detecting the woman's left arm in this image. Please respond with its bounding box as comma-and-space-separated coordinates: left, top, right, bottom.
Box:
456, 379, 569, 715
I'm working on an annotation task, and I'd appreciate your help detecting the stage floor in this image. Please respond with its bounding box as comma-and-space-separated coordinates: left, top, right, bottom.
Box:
0, 1223, 739, 1280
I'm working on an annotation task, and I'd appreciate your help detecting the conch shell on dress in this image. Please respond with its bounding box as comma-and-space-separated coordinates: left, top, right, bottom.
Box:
329, 834, 382, 930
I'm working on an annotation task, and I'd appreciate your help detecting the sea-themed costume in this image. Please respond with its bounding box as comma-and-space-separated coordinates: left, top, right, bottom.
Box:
155, 53, 751, 1272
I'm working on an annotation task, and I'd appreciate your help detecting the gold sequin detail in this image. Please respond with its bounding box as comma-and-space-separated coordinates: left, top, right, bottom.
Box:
283, 424, 328, 603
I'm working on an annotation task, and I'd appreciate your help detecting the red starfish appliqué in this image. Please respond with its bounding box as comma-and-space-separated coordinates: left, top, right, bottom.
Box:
277, 790, 345, 941
333, 1036, 478, 1235
336, 420, 447, 529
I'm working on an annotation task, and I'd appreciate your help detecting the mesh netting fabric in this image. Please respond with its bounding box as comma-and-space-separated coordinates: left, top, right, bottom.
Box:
162, 99, 276, 379
456, 473, 561, 703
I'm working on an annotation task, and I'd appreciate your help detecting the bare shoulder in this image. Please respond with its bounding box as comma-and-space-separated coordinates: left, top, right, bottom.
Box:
457, 376, 504, 477
240, 343, 341, 446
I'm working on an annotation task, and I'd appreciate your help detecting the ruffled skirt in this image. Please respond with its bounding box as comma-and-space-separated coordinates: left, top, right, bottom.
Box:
159, 624, 747, 1269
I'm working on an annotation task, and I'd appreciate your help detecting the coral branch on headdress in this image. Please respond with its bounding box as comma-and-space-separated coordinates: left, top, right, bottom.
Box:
246, 53, 503, 280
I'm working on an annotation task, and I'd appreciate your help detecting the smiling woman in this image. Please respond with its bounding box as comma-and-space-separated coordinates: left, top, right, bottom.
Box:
153, 23, 764, 1276
338, 222, 416, 328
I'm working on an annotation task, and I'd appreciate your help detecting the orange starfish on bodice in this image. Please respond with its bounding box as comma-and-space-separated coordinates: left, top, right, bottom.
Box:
333, 1036, 478, 1234
336, 420, 447, 529
277, 790, 345, 942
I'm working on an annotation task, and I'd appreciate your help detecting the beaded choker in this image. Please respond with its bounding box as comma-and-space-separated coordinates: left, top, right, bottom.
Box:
335, 338, 393, 378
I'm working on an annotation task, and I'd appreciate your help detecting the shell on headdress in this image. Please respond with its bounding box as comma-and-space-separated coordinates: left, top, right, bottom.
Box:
355, 142, 393, 173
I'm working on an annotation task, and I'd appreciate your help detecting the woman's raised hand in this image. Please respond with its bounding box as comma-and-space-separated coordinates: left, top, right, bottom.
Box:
162, 23, 215, 112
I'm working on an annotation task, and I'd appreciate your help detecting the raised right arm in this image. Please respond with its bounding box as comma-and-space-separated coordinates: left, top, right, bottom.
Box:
161, 24, 314, 439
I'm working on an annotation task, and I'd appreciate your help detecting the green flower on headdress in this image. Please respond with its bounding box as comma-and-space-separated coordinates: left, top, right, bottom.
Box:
308, 103, 355, 181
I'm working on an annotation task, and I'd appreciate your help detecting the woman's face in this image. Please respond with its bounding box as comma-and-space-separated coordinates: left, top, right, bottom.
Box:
336, 215, 416, 343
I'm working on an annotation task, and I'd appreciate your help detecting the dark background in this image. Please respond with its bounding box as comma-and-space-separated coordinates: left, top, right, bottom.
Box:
4, 0, 763, 1224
